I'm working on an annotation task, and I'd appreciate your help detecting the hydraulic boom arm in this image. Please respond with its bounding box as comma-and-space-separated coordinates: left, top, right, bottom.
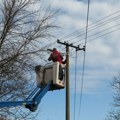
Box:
0, 82, 51, 112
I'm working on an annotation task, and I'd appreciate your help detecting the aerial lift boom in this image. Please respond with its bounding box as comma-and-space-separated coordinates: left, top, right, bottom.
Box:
0, 62, 65, 112
0, 82, 51, 112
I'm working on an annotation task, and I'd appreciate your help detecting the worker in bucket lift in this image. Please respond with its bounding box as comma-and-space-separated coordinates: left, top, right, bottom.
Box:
48, 48, 66, 80
48, 48, 66, 64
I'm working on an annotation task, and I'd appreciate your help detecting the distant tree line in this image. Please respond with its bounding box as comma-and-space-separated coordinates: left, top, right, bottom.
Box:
105, 73, 120, 120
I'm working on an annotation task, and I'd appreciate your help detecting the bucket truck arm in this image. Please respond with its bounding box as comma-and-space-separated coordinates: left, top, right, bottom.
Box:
0, 62, 65, 112
0, 82, 51, 112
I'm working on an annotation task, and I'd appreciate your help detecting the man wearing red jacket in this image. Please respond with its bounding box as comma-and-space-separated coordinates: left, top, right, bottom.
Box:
48, 48, 64, 64
48, 48, 66, 81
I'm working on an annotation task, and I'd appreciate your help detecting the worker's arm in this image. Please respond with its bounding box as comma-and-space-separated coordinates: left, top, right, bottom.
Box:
48, 54, 52, 61
60, 53, 63, 60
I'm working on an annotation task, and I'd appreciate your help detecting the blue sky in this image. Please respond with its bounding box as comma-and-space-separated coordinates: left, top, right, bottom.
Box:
29, 0, 120, 120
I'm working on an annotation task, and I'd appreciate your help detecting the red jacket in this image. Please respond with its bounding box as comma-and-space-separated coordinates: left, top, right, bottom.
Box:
48, 50, 63, 64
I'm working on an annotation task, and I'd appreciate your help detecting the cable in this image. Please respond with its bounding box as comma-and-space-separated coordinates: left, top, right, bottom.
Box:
73, 50, 78, 120
57, 12, 120, 53
70, 15, 120, 43
43, 10, 120, 55
40, 9, 120, 53
58, 23, 120, 56
80, 26, 120, 45
59, 9, 120, 41
78, 0, 90, 120
58, 22, 120, 60
69, 25, 120, 58
75, 23, 120, 45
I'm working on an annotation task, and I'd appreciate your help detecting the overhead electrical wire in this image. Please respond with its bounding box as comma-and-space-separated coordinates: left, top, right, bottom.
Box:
61, 16, 120, 57
68, 23, 120, 58
41, 9, 120, 55
70, 15, 120, 43
86, 27, 120, 44
59, 22, 120, 54
78, 0, 90, 120
59, 9, 120, 42
76, 23, 120, 45
57, 10, 120, 54
61, 14, 120, 46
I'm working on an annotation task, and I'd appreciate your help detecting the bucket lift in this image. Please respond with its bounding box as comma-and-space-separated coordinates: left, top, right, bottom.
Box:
35, 62, 65, 90
0, 62, 65, 112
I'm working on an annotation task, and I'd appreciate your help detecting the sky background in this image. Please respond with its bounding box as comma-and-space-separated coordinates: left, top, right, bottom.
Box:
29, 0, 120, 120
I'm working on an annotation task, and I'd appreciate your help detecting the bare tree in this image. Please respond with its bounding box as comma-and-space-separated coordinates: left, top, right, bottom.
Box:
106, 110, 120, 120
105, 73, 120, 120
0, 0, 57, 119
112, 74, 120, 107
0, 117, 11, 120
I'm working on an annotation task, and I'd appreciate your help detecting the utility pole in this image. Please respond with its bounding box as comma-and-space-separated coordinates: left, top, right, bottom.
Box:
57, 40, 85, 120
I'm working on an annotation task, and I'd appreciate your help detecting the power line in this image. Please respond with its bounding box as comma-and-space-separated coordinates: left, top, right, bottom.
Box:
59, 9, 120, 41
57, 11, 120, 54
75, 23, 120, 45
61, 18, 120, 52
53, 21, 120, 61
69, 25, 120, 58
41, 9, 120, 55
78, 0, 90, 120
68, 14, 120, 43
82, 26, 120, 44
40, 9, 120, 51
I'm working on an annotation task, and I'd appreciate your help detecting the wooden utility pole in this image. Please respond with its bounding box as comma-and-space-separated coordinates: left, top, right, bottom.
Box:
66, 45, 70, 120
57, 40, 85, 120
